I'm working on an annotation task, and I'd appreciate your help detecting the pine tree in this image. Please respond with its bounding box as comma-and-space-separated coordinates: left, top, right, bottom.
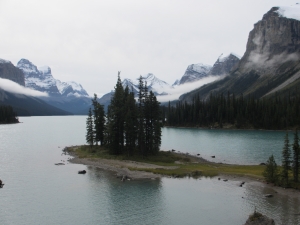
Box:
263, 155, 279, 184
292, 129, 300, 182
86, 108, 94, 148
281, 132, 291, 187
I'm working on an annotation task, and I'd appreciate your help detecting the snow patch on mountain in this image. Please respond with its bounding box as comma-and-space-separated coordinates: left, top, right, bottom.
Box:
178, 63, 212, 85
218, 53, 241, 62
276, 4, 300, 21
120, 74, 172, 96
141, 73, 172, 94
0, 58, 11, 64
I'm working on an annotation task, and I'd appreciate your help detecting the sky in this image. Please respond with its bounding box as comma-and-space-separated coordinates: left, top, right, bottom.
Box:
0, 0, 297, 97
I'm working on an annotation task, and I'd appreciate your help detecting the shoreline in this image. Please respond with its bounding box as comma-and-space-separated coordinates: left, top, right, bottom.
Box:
164, 125, 297, 132
67, 148, 171, 179
65, 146, 300, 198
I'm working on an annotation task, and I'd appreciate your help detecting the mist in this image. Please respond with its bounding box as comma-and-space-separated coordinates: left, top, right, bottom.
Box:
157, 76, 221, 103
0, 78, 48, 97
246, 33, 300, 70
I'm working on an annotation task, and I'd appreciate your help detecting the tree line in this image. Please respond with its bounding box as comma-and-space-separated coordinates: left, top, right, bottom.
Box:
86, 73, 162, 156
163, 92, 300, 130
0, 105, 19, 124
263, 130, 300, 188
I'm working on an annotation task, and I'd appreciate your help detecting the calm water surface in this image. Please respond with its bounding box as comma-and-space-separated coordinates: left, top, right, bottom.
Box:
0, 116, 299, 225
161, 127, 292, 164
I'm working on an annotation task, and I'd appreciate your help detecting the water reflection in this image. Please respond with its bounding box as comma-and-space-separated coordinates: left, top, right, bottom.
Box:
243, 182, 300, 225
1, 116, 299, 225
86, 167, 165, 225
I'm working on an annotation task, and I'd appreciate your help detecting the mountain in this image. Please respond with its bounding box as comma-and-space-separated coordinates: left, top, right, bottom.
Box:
180, 4, 300, 102
0, 59, 25, 86
208, 53, 240, 76
16, 59, 91, 114
175, 53, 240, 86
178, 63, 212, 85
98, 74, 172, 109
17, 59, 89, 98
119, 73, 172, 96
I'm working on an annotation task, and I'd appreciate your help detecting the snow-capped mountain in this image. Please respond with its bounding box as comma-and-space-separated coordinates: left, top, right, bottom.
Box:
208, 53, 240, 76
178, 63, 212, 85
120, 73, 172, 96
175, 53, 240, 86
98, 73, 172, 109
142, 73, 171, 95
17, 59, 89, 97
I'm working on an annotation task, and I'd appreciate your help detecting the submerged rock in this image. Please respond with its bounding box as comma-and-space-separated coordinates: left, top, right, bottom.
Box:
244, 212, 275, 225
264, 194, 273, 198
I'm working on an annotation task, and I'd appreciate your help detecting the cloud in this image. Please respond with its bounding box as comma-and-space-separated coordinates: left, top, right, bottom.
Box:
0, 78, 48, 97
247, 51, 300, 70
157, 76, 221, 102
246, 32, 300, 70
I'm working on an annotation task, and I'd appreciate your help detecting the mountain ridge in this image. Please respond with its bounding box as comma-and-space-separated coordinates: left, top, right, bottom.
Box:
180, 5, 300, 102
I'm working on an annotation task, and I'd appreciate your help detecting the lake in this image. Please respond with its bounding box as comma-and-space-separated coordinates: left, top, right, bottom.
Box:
0, 116, 299, 225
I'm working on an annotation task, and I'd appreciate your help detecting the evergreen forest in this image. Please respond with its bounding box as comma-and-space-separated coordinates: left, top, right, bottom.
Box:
86, 73, 162, 157
163, 93, 300, 130
0, 105, 19, 124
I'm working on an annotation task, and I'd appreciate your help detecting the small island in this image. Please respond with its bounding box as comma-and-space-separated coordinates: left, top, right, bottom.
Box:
64, 144, 266, 180
0, 105, 19, 124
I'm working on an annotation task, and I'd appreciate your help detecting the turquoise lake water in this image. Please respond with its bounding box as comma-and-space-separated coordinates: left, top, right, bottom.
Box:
0, 116, 299, 225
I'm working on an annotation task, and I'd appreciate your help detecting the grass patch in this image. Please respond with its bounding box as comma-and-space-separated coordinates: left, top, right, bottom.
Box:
65, 145, 265, 179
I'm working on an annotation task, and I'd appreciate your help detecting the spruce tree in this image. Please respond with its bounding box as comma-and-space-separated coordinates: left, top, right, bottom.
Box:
86, 108, 94, 148
281, 132, 291, 187
106, 72, 125, 154
137, 76, 145, 156
263, 155, 279, 184
92, 94, 105, 146
292, 129, 300, 182
124, 90, 138, 156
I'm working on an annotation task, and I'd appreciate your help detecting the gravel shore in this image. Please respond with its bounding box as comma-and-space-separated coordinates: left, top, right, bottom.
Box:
69, 155, 178, 179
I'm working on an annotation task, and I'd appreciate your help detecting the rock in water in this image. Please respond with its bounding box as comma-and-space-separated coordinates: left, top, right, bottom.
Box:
78, 170, 86, 174
244, 212, 275, 225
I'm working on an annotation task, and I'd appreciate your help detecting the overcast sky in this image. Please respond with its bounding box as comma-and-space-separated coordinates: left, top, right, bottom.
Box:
0, 0, 297, 96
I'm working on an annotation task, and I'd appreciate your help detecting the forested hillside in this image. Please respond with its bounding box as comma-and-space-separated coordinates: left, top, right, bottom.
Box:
163, 92, 300, 130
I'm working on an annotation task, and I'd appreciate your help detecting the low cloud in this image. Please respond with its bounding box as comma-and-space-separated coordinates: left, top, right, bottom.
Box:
0, 78, 48, 97
157, 76, 221, 102
246, 32, 300, 70
247, 51, 299, 70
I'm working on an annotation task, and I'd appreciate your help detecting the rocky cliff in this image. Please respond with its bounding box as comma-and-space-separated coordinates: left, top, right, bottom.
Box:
180, 4, 300, 102
208, 53, 240, 76
0, 59, 25, 86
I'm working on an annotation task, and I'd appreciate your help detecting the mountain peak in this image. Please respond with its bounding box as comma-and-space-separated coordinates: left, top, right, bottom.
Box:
17, 59, 89, 97
217, 53, 241, 62
179, 63, 212, 85
0, 58, 11, 64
